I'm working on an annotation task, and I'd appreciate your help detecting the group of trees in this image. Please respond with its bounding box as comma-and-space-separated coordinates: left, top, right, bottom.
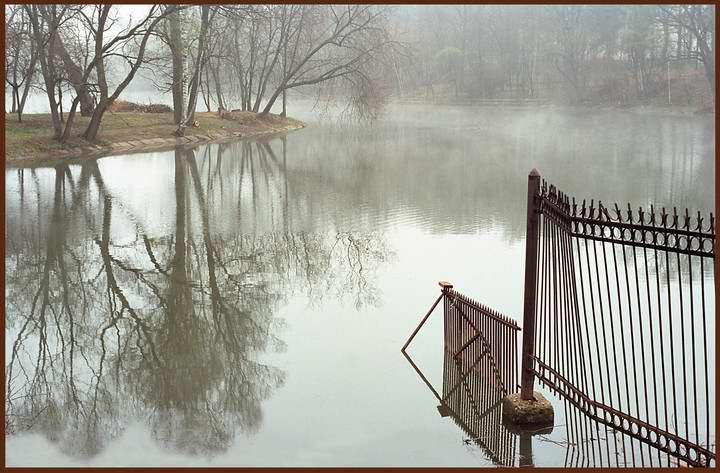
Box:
5, 4, 184, 139
4, 4, 715, 143
5, 4, 396, 142
147, 4, 396, 131
392, 5, 715, 106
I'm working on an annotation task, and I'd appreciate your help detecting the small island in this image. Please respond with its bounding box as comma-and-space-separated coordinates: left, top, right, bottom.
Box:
6, 105, 304, 167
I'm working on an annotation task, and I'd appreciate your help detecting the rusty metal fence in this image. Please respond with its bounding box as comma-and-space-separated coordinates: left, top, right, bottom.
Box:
403, 282, 520, 398
440, 343, 517, 466
520, 170, 716, 468
443, 286, 520, 396
402, 283, 520, 466
402, 170, 714, 467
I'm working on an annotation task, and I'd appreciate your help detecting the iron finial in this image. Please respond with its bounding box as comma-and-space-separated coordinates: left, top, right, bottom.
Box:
439, 281, 453, 290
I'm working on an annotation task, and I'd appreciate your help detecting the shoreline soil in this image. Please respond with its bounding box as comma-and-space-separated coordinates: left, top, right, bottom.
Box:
389, 98, 714, 115
5, 111, 305, 168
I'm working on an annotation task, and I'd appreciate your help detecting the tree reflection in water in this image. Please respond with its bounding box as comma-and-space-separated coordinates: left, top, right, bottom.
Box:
5, 140, 392, 458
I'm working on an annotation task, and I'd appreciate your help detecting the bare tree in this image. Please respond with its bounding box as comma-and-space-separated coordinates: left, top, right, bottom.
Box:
23, 4, 183, 141
81, 5, 185, 141
165, 6, 185, 124
658, 5, 715, 95
5, 5, 38, 122
259, 5, 396, 117
174, 5, 215, 136
548, 6, 592, 104
53, 33, 95, 116
23, 4, 78, 139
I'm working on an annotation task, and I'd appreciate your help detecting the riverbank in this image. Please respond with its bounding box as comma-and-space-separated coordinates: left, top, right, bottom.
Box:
390, 98, 714, 115
5, 111, 305, 167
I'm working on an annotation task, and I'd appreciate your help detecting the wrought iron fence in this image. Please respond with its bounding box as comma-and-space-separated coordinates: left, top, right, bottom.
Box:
563, 397, 708, 468
440, 343, 517, 466
520, 169, 716, 468
444, 287, 520, 396
402, 288, 519, 466
403, 282, 520, 397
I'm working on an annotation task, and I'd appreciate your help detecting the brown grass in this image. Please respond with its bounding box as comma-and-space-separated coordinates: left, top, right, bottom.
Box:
5, 111, 304, 162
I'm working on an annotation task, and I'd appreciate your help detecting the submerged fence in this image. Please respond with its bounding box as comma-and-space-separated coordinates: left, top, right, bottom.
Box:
440, 342, 517, 467
443, 286, 520, 396
403, 170, 715, 467
520, 170, 716, 468
402, 283, 520, 466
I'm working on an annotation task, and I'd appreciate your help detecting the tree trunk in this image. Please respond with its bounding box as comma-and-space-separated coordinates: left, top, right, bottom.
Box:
260, 87, 284, 115
10, 87, 18, 114
211, 63, 225, 111
204, 66, 213, 111
200, 75, 211, 112
17, 49, 38, 123
26, 5, 62, 139
40, 57, 62, 139
704, 56, 715, 96
83, 100, 107, 141
281, 89, 286, 117
60, 97, 81, 142
55, 36, 95, 116
168, 8, 185, 125
57, 82, 64, 122
176, 6, 211, 135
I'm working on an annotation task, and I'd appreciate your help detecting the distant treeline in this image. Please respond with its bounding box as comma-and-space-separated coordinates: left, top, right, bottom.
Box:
4, 4, 715, 144
389, 5, 715, 108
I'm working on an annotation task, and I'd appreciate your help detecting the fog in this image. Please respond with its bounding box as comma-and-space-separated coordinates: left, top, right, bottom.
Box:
4, 3, 716, 469
6, 5, 716, 120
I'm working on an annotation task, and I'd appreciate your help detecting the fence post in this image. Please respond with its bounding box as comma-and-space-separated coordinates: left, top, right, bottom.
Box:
520, 169, 540, 401
401, 282, 451, 353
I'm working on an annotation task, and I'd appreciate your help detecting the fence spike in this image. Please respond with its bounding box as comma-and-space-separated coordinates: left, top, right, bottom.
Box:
709, 213, 715, 234
695, 211, 703, 232
518, 177, 716, 467
613, 203, 622, 221
601, 203, 612, 222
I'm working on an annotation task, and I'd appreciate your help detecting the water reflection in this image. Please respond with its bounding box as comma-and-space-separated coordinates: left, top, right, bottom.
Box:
5, 143, 391, 459
439, 350, 517, 467
560, 398, 706, 468
405, 344, 528, 466
5, 104, 714, 466
405, 334, 701, 468
281, 105, 714, 240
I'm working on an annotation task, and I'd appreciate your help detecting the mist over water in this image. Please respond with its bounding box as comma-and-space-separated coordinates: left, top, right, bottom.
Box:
4, 102, 715, 466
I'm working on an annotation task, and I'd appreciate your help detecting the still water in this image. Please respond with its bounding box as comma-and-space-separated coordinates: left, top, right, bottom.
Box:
4, 104, 715, 466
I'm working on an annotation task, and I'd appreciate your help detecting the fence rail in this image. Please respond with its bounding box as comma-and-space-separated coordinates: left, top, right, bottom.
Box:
444, 288, 519, 397
521, 169, 716, 468
402, 170, 714, 467
441, 345, 517, 467
402, 284, 520, 466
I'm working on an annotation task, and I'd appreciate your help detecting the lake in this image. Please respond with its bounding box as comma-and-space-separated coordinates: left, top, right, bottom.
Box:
4, 103, 715, 466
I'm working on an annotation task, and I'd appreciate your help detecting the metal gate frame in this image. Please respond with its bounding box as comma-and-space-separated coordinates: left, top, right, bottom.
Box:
519, 169, 716, 468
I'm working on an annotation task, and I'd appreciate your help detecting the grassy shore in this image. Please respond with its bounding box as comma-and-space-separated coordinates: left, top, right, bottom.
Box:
5, 111, 304, 165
